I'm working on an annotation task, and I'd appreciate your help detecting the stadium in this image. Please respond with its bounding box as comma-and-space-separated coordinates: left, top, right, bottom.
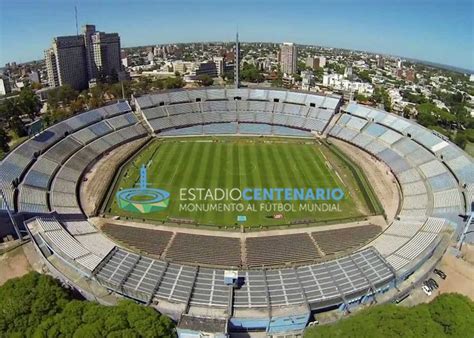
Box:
1, 87, 473, 336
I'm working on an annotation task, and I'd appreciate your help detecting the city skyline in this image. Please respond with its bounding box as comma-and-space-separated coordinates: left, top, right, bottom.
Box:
0, 0, 473, 71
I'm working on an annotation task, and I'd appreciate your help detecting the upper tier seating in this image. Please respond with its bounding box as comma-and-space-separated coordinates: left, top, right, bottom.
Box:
136, 88, 340, 135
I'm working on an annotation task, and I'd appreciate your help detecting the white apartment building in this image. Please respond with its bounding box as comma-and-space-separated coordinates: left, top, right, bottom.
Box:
213, 56, 225, 77
301, 70, 314, 91
323, 73, 374, 95
0, 77, 11, 96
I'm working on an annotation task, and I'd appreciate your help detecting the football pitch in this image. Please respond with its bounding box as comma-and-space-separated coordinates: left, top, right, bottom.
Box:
105, 137, 381, 228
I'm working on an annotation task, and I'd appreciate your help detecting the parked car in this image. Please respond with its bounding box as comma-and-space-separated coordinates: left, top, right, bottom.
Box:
423, 280, 434, 291
422, 285, 432, 296
434, 269, 447, 279
428, 278, 439, 289
395, 293, 410, 304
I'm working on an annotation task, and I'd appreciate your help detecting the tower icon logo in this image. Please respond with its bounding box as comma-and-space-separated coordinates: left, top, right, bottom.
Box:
116, 165, 170, 213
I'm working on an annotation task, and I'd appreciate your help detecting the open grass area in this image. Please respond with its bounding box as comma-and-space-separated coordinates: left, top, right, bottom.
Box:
105, 137, 380, 228
465, 141, 474, 158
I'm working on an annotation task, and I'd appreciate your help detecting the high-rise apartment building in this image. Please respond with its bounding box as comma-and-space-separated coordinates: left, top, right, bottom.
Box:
377, 56, 385, 69
317, 56, 326, 68
306, 56, 326, 69
405, 69, 416, 82
46, 35, 88, 90
44, 25, 122, 90
44, 48, 60, 87
397, 58, 403, 69
213, 56, 225, 77
280, 42, 297, 75
306, 56, 317, 69
0, 77, 11, 96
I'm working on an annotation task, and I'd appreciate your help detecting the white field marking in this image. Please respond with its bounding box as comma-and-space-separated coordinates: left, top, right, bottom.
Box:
319, 148, 346, 188
325, 161, 334, 171
168, 144, 191, 182
319, 149, 329, 162
335, 171, 346, 187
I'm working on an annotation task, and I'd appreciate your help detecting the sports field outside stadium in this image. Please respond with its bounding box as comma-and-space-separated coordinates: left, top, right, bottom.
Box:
105, 137, 382, 228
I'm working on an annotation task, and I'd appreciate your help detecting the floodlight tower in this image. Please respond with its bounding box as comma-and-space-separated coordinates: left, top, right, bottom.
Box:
234, 31, 240, 88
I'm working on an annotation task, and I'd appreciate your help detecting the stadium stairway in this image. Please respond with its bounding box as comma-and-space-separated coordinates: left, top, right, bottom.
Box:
322, 113, 341, 138
308, 232, 326, 257
240, 238, 247, 266
161, 232, 177, 259
133, 109, 154, 135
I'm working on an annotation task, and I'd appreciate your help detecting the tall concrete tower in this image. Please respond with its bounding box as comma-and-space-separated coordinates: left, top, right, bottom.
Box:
234, 32, 240, 88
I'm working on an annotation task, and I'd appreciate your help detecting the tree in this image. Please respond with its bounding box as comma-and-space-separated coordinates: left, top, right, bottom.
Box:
402, 106, 411, 117
0, 96, 20, 121
0, 87, 42, 138
107, 81, 132, 100
43, 107, 72, 126
163, 76, 185, 89
0, 272, 176, 337
241, 63, 264, 83
271, 71, 284, 87
223, 71, 235, 85
328, 63, 345, 75
133, 77, 152, 95
416, 103, 456, 129
454, 132, 467, 149
0, 272, 71, 337
402, 91, 429, 105
373, 87, 392, 112
313, 68, 324, 83
31, 82, 43, 90
17, 87, 41, 119
88, 84, 106, 109
357, 70, 372, 83
0, 128, 11, 153
9, 115, 27, 137
297, 60, 307, 73
47, 85, 78, 110
34, 300, 176, 337
465, 129, 474, 143
355, 93, 370, 102
305, 293, 474, 338
197, 75, 214, 87
223, 70, 234, 81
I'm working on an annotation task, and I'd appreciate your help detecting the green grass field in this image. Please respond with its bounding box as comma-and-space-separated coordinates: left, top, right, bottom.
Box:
465, 141, 474, 158
105, 137, 380, 228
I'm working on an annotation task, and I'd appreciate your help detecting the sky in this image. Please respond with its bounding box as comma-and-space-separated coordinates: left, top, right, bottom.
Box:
0, 0, 473, 71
